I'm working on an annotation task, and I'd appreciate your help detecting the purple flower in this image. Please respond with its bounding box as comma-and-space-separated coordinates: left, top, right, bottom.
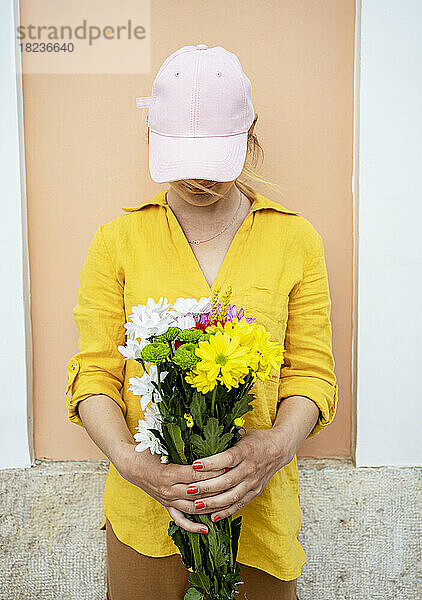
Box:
193, 312, 211, 325
226, 303, 255, 323
192, 303, 255, 325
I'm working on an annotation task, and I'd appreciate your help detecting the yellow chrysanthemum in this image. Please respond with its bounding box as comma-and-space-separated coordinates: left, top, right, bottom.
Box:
250, 324, 285, 381
231, 320, 261, 351
206, 316, 245, 333
233, 416, 245, 427
205, 321, 225, 335
207, 317, 257, 349
185, 369, 217, 394
185, 331, 251, 393
184, 412, 194, 428
206, 319, 285, 381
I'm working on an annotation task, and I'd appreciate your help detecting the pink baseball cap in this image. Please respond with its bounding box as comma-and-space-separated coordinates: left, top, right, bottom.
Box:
136, 44, 255, 184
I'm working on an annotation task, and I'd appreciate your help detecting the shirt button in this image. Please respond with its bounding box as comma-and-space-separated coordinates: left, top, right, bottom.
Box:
196, 44, 208, 50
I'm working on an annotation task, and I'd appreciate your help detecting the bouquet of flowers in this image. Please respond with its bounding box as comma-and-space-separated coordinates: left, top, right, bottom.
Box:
118, 286, 285, 600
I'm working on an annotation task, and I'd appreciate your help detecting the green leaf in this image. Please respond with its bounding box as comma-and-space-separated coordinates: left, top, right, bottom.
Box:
189, 434, 207, 458
224, 393, 254, 427
188, 570, 211, 592
190, 392, 207, 429
222, 569, 244, 591
207, 523, 229, 570
167, 521, 193, 569
218, 530, 232, 554
190, 417, 234, 458
168, 521, 179, 536
165, 422, 187, 463
184, 588, 203, 600
231, 515, 243, 560
162, 425, 181, 464
186, 531, 202, 570
203, 417, 223, 446
147, 428, 167, 448
210, 540, 229, 570
219, 432, 234, 449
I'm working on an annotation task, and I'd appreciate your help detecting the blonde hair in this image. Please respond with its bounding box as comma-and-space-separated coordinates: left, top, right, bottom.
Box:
143, 113, 283, 204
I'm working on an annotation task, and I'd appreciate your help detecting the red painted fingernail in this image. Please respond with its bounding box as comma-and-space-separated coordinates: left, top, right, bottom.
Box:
187, 486, 199, 495
224, 467, 231, 472
199, 528, 208, 534
194, 501, 205, 509
212, 514, 221, 522
192, 461, 204, 470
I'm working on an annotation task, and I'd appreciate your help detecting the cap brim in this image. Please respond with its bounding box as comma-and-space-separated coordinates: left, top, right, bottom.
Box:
148, 130, 248, 184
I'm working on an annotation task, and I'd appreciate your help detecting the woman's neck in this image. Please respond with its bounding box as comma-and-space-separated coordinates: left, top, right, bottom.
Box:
166, 183, 248, 224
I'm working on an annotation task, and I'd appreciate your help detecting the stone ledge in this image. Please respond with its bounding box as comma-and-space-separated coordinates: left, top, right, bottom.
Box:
0, 459, 420, 599
1, 456, 415, 474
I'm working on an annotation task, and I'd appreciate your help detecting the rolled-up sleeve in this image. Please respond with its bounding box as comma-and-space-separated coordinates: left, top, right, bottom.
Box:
65, 224, 127, 427
278, 227, 338, 438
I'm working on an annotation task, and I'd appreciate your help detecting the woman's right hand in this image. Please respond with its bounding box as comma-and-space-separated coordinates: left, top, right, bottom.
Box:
114, 442, 226, 534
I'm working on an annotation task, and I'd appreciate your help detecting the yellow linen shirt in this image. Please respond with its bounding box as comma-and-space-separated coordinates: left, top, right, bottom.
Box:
65, 188, 338, 581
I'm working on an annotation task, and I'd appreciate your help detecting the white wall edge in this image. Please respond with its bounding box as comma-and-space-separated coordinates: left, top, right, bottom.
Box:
0, 0, 33, 468
355, 0, 422, 467
351, 0, 361, 467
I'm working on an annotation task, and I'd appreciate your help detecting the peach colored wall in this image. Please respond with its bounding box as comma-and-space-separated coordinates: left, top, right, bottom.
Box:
22, 1, 355, 460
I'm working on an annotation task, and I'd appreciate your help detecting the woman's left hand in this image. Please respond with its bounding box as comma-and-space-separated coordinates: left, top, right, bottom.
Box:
186, 426, 295, 522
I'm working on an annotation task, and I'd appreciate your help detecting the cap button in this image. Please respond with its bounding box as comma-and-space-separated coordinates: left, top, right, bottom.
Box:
196, 44, 208, 50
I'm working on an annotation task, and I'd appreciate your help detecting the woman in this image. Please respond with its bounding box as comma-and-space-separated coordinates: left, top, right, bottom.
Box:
65, 44, 338, 600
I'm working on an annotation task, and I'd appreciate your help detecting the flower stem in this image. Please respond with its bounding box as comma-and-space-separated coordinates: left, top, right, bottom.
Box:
223, 517, 233, 573
190, 531, 202, 571
211, 386, 217, 417
138, 357, 148, 374
156, 364, 169, 412
157, 364, 162, 396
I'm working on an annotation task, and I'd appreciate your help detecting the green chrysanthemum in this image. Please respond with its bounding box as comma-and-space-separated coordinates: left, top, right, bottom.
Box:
172, 343, 200, 370
141, 341, 171, 364
154, 327, 181, 342
199, 332, 214, 343
178, 328, 203, 343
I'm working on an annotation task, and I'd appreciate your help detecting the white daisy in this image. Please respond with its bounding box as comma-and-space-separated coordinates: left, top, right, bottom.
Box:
118, 338, 148, 360
175, 314, 197, 330
134, 403, 167, 455
170, 297, 211, 317
128, 365, 168, 410
124, 307, 176, 341
134, 421, 167, 455
143, 401, 163, 429
134, 297, 172, 316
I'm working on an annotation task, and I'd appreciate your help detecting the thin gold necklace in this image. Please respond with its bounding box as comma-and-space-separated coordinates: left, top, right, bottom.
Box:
186, 191, 244, 245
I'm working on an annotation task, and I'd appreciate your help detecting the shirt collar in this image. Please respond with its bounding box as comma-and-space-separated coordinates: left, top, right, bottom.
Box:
121, 189, 301, 215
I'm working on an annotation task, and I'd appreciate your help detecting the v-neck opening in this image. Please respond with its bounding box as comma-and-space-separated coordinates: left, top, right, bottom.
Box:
164, 190, 255, 295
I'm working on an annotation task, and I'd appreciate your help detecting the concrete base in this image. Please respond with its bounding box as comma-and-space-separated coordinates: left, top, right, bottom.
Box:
0, 460, 420, 599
